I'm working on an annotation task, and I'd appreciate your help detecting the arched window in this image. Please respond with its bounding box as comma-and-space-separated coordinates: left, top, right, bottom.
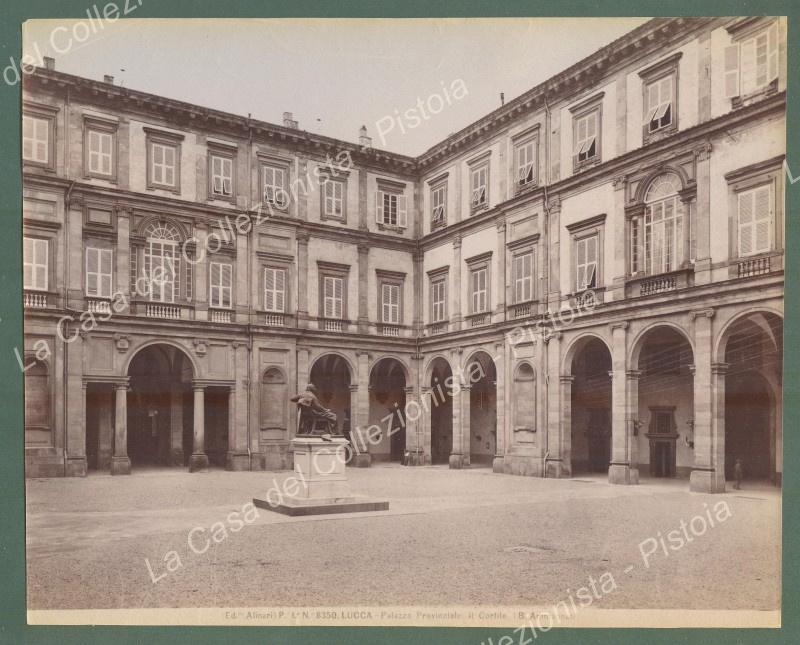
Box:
631, 173, 685, 276
143, 221, 181, 302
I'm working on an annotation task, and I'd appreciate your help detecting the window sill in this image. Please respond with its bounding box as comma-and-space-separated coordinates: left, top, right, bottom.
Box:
377, 223, 406, 233
515, 181, 538, 196
466, 311, 491, 327
626, 267, 693, 298
146, 184, 182, 196
731, 79, 779, 110
572, 156, 600, 174
470, 203, 489, 215
508, 300, 538, 319
728, 250, 783, 278
427, 321, 449, 335
643, 123, 678, 145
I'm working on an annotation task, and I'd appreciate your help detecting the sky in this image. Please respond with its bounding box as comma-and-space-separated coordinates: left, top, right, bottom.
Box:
21, 17, 649, 156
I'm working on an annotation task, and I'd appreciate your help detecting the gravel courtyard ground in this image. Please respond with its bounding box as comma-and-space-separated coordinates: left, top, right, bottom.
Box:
26, 465, 780, 612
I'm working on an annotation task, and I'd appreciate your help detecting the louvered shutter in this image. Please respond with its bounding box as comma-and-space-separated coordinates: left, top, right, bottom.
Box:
398, 195, 407, 228
738, 190, 754, 256
376, 192, 384, 223
724, 44, 740, 98
86, 248, 99, 296
275, 268, 285, 312
754, 185, 772, 254
767, 23, 779, 82
265, 268, 275, 311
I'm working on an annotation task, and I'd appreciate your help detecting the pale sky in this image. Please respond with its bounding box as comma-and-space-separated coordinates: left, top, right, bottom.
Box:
22, 18, 649, 156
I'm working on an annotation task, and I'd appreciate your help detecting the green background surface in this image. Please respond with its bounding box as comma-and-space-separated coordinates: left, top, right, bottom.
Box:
0, 1, 796, 643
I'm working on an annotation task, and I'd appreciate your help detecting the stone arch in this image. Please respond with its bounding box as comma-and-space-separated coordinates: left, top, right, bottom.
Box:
135, 215, 190, 241
308, 350, 355, 381
632, 166, 692, 204
423, 353, 453, 384
561, 331, 612, 376
463, 349, 497, 467
123, 338, 199, 379
628, 320, 694, 369
369, 355, 412, 384
713, 307, 784, 364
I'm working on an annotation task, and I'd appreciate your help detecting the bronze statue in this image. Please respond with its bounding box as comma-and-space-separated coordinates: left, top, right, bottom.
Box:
291, 383, 338, 441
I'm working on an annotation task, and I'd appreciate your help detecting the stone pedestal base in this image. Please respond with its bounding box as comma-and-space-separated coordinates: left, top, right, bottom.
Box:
170, 448, 185, 467
254, 437, 388, 516
608, 463, 639, 485
492, 455, 505, 473
449, 453, 466, 469
544, 458, 571, 479
405, 450, 429, 466
65, 456, 87, 477
689, 468, 726, 493
351, 452, 371, 468
226, 451, 251, 471
189, 452, 209, 472
110, 456, 131, 475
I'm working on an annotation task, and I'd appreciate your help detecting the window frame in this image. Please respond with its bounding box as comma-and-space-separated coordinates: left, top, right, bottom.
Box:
512, 248, 535, 304
465, 251, 492, 315
83, 115, 118, 181
569, 92, 603, 172
375, 179, 408, 230
263, 265, 288, 313
638, 52, 682, 144
23, 236, 50, 292
207, 142, 237, 203
209, 260, 234, 309
725, 19, 780, 101
427, 266, 449, 325
85, 246, 114, 299
320, 174, 348, 222
317, 261, 350, 321
376, 269, 405, 325
470, 163, 489, 211
430, 180, 447, 229
566, 214, 605, 294
22, 103, 57, 170
514, 136, 537, 190
145, 128, 183, 194
262, 163, 289, 210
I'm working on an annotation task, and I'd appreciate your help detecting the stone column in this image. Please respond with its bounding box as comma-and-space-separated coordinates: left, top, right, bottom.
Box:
97, 387, 114, 470
610, 177, 628, 302
456, 383, 472, 468
547, 196, 562, 311
358, 168, 368, 231
111, 381, 131, 475
558, 374, 573, 478
195, 223, 209, 320
65, 331, 87, 476
690, 146, 709, 284
493, 341, 507, 473
228, 341, 250, 470
452, 236, 462, 330
170, 385, 184, 466
352, 352, 371, 467
403, 385, 420, 462
420, 385, 432, 465
690, 309, 725, 492
189, 383, 209, 472
296, 232, 309, 327
496, 221, 506, 323
449, 349, 465, 468
545, 332, 567, 478
626, 370, 642, 477
608, 322, 637, 484
357, 243, 370, 333
116, 208, 131, 313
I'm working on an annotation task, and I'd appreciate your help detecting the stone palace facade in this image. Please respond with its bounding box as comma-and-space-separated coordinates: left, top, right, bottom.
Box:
22, 17, 785, 492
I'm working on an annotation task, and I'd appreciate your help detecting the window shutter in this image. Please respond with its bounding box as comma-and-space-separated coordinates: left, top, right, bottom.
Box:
768, 23, 779, 82
86, 248, 98, 296
754, 185, 772, 253
738, 191, 754, 256
724, 44, 740, 98
740, 38, 756, 94
376, 191, 383, 223
334, 277, 343, 319
265, 268, 274, 311
397, 194, 408, 228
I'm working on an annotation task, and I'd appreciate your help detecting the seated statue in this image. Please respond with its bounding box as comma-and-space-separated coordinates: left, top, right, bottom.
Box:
290, 383, 339, 441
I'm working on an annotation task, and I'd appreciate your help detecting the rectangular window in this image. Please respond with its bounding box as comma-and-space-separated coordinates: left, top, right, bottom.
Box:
431, 277, 447, 323
323, 179, 344, 218
574, 111, 599, 163
513, 251, 534, 302
381, 283, 400, 324
323, 276, 344, 319
376, 190, 407, 227
145, 240, 178, 302
643, 197, 684, 274
431, 183, 446, 226
470, 267, 488, 313
263, 166, 287, 207
23, 237, 48, 291
151, 142, 177, 187
471, 165, 488, 208
209, 262, 233, 308
725, 24, 779, 98
645, 76, 674, 133
85, 247, 113, 298
210, 154, 233, 197
264, 267, 286, 312
516, 140, 536, 186
88, 130, 113, 176
631, 217, 641, 274
738, 184, 773, 256
575, 235, 598, 291
23, 115, 49, 164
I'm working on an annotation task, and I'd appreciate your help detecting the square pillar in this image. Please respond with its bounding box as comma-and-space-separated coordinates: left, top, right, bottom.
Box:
608, 321, 638, 484
493, 341, 508, 473
169, 385, 184, 466
189, 382, 209, 472
557, 374, 574, 478
351, 352, 371, 467
111, 380, 131, 475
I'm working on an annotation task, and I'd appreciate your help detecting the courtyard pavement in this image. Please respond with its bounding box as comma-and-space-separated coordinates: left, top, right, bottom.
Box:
25, 464, 780, 612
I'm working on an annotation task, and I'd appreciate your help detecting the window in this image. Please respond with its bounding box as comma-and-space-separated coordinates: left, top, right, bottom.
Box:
263, 165, 288, 208
85, 247, 113, 298
636, 174, 685, 275
470, 267, 488, 313
645, 75, 674, 133
376, 189, 407, 228
725, 23, 779, 98
470, 165, 488, 209
575, 235, 598, 291
323, 178, 345, 219
23, 115, 49, 164
23, 237, 48, 291
142, 221, 181, 302
516, 140, 536, 186
210, 154, 233, 198
209, 262, 233, 308
431, 182, 447, 227
430, 277, 447, 323
513, 250, 534, 302
154, 143, 177, 186
264, 267, 286, 312
87, 130, 113, 176
737, 184, 773, 256
323, 276, 344, 319
573, 110, 599, 164
381, 283, 400, 324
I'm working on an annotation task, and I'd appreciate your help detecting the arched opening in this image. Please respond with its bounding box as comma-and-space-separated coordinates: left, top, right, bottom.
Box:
428, 357, 453, 465
570, 338, 612, 475
309, 354, 352, 436
635, 326, 694, 479
467, 351, 497, 467
722, 312, 782, 484
368, 358, 407, 462
127, 344, 210, 469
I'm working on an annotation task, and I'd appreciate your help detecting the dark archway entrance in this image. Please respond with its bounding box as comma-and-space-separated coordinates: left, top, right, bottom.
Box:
369, 358, 407, 462
722, 312, 782, 484
570, 338, 612, 475
429, 358, 453, 465
468, 352, 497, 467
309, 354, 352, 436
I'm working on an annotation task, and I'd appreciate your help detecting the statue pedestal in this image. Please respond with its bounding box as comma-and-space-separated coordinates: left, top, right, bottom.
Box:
253, 437, 389, 516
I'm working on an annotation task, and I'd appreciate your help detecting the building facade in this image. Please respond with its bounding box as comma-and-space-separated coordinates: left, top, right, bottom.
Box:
22, 17, 785, 492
